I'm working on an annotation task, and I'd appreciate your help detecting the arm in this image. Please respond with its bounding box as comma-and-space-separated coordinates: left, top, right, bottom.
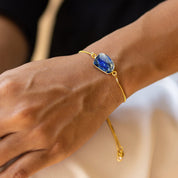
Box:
0, 16, 28, 73
0, 0, 178, 177
85, 0, 178, 98
0, 0, 48, 73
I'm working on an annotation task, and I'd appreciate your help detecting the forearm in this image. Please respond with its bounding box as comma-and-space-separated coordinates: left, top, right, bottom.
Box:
0, 16, 29, 73
84, 0, 178, 99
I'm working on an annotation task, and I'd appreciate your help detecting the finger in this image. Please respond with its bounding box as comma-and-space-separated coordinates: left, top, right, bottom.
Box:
0, 149, 49, 178
0, 132, 34, 167
0, 155, 20, 173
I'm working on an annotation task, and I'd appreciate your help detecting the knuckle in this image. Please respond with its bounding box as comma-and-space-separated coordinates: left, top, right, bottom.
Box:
1, 79, 13, 89
0, 78, 18, 94
0, 69, 11, 77
18, 107, 34, 119
50, 138, 69, 156
50, 142, 62, 156
12, 106, 36, 127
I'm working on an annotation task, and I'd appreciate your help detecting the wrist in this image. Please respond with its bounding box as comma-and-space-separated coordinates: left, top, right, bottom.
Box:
83, 4, 178, 99
83, 22, 142, 98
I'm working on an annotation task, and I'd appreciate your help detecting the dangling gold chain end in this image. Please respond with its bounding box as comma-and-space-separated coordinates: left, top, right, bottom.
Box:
117, 146, 124, 162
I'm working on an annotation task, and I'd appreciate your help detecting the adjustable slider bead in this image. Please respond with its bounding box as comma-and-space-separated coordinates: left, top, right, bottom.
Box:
117, 147, 124, 162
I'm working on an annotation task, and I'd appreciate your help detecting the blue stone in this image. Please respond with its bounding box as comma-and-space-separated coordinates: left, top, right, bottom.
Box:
93, 53, 115, 74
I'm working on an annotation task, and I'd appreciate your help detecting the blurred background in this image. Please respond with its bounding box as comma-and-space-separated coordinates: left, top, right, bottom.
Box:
32, 0, 63, 61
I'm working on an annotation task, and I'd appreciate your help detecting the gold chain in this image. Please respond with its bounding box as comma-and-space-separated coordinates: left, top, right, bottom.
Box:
79, 50, 126, 161
111, 71, 127, 102
106, 118, 124, 161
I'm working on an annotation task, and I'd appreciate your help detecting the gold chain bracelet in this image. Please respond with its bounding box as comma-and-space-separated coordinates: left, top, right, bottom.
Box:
79, 50, 126, 161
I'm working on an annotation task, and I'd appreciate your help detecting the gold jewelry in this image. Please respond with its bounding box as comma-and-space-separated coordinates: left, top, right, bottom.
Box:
79, 50, 126, 161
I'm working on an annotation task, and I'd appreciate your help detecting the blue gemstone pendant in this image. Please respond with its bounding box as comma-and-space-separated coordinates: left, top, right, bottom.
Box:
93, 53, 115, 74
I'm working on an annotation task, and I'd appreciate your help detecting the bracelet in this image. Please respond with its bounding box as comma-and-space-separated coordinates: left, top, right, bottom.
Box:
79, 50, 126, 162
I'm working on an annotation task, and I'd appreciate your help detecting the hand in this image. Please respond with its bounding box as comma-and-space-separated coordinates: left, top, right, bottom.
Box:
0, 54, 122, 177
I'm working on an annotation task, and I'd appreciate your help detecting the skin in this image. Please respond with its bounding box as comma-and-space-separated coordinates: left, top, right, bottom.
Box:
0, 16, 28, 73
0, 0, 178, 177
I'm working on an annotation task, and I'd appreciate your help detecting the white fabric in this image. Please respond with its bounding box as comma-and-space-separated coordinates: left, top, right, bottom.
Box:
31, 73, 178, 178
